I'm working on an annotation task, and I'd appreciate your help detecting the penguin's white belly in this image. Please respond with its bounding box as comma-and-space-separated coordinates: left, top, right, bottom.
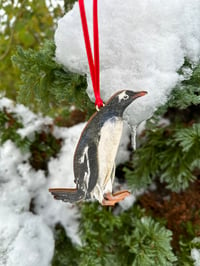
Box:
91, 117, 123, 202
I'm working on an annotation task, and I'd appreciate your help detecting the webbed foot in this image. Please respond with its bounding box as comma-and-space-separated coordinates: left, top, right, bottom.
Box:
102, 190, 130, 206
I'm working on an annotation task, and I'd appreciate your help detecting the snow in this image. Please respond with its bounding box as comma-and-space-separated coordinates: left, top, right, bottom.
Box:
0, 98, 82, 265
192, 248, 200, 266
55, 0, 200, 127
191, 238, 200, 266
0, 209, 54, 266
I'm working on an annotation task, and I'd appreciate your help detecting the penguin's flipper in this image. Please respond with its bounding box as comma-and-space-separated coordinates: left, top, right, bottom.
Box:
49, 188, 85, 203
102, 190, 130, 206
74, 140, 99, 194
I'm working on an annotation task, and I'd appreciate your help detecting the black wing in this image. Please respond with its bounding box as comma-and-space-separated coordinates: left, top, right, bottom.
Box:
73, 139, 99, 195
49, 188, 85, 203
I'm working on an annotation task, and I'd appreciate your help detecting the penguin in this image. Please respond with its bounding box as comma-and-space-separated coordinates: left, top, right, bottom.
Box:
49, 90, 147, 206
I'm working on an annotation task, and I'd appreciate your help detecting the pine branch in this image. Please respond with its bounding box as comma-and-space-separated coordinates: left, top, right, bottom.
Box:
52, 224, 79, 266
12, 41, 94, 117
177, 237, 200, 265
166, 64, 200, 110
0, 107, 61, 171
125, 123, 200, 192
78, 203, 177, 265
124, 217, 176, 266
0, 108, 31, 152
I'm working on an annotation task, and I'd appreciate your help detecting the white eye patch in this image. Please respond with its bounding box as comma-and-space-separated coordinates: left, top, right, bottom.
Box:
123, 94, 129, 100
118, 91, 129, 102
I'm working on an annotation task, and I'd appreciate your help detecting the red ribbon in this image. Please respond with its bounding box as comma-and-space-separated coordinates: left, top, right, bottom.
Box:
79, 0, 104, 109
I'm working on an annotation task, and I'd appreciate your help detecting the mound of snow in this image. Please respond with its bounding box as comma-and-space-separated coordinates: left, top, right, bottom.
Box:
0, 98, 82, 266
55, 0, 200, 126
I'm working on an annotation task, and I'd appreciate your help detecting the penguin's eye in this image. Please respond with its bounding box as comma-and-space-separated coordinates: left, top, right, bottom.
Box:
118, 92, 130, 102
123, 94, 129, 100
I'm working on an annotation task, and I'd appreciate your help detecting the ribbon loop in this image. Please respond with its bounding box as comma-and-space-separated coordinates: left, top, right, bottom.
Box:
79, 0, 103, 109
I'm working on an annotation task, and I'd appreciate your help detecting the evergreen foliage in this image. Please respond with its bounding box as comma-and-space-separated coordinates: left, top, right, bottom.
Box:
0, 108, 31, 151
76, 203, 177, 266
0, 107, 61, 171
0, 0, 61, 98
52, 224, 79, 266
125, 62, 200, 192
12, 41, 94, 117
168, 64, 200, 109
177, 235, 200, 265
29, 130, 62, 173
125, 122, 200, 192
123, 217, 176, 266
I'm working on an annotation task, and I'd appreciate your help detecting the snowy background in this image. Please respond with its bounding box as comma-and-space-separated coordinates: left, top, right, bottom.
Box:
0, 98, 82, 265
1, 0, 200, 265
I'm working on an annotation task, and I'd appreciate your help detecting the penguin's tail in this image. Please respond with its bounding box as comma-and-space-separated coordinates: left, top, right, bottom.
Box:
49, 188, 85, 203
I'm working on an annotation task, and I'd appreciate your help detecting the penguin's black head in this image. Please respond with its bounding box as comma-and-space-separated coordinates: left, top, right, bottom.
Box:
106, 90, 147, 115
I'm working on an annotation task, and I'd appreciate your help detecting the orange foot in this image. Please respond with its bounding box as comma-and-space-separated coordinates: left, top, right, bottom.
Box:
102, 190, 130, 206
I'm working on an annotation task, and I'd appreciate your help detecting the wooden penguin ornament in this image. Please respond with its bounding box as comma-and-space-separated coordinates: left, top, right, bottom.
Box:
49, 90, 147, 206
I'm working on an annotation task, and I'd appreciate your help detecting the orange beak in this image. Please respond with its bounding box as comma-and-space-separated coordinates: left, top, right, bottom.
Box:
133, 91, 148, 99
